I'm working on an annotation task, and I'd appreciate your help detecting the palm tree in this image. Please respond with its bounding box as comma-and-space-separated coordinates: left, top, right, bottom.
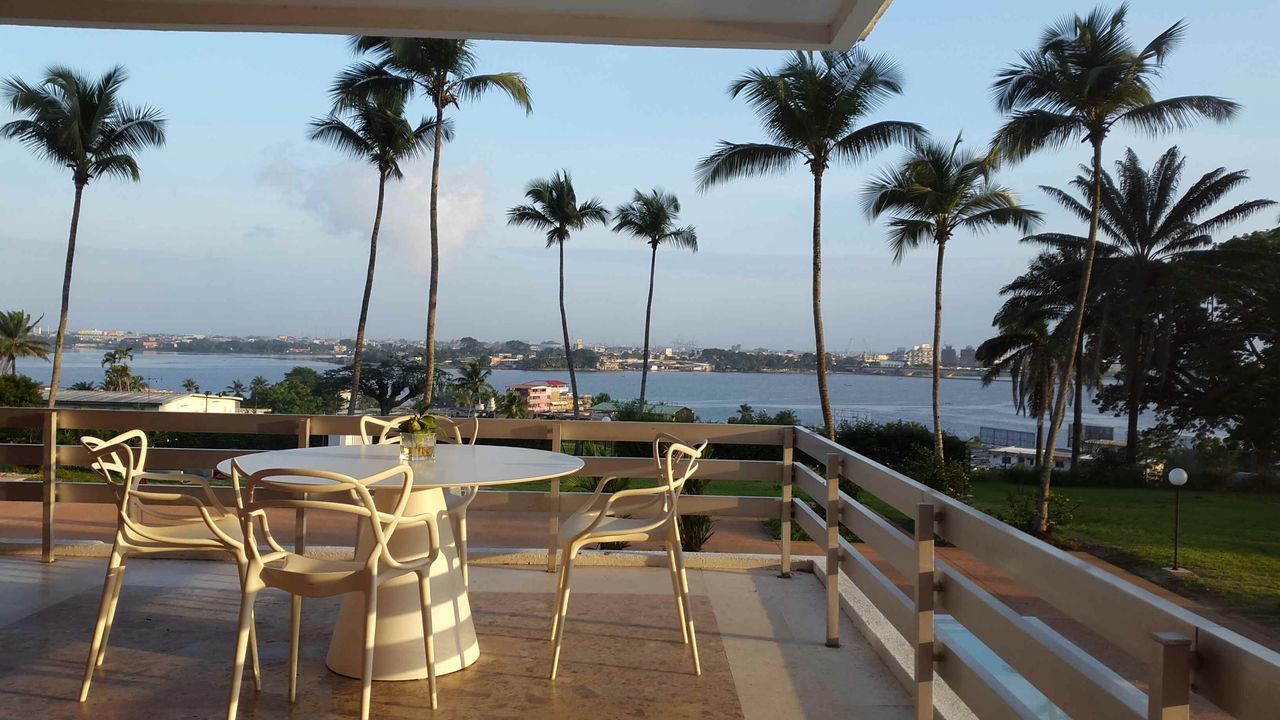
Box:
334, 38, 532, 406
182, 378, 200, 393
68, 381, 97, 391
249, 375, 269, 409
496, 390, 529, 419
696, 49, 923, 438
100, 346, 134, 368
452, 359, 494, 413
977, 319, 1060, 467
227, 379, 248, 398
310, 92, 439, 415
1031, 146, 1274, 462
864, 135, 1042, 462
2, 66, 166, 407
991, 4, 1238, 532
611, 189, 698, 407
0, 311, 50, 375
506, 171, 609, 418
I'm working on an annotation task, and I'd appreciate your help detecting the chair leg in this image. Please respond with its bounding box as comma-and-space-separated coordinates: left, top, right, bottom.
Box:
671, 535, 702, 676
80, 549, 124, 702
549, 548, 569, 641
95, 554, 128, 668
225, 589, 259, 720
456, 514, 469, 590
360, 582, 378, 720
288, 595, 302, 703
665, 537, 689, 644
234, 557, 262, 692
418, 572, 438, 710
549, 549, 577, 681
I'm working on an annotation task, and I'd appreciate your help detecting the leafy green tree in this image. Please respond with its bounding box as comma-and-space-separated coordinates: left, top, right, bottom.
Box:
248, 376, 269, 408
864, 134, 1042, 462
2, 66, 165, 406
612, 189, 697, 407
507, 170, 609, 418
182, 378, 200, 393
335, 38, 532, 405
1141, 229, 1280, 467
310, 92, 439, 414
102, 363, 147, 391
68, 381, 96, 391
226, 379, 247, 397
0, 310, 49, 375
325, 352, 426, 414
100, 346, 134, 368
0, 374, 42, 406
991, 4, 1238, 532
256, 367, 342, 415
697, 49, 923, 439
1032, 146, 1274, 462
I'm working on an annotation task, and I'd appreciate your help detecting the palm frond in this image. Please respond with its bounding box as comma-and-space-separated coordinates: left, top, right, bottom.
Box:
695, 142, 801, 190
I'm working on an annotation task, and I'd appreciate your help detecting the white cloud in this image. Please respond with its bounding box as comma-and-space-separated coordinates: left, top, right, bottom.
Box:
258, 152, 488, 271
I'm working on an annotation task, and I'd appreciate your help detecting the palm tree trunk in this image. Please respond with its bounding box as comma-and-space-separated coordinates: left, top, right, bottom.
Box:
931, 236, 947, 463
348, 171, 387, 415
1124, 318, 1144, 463
1035, 394, 1046, 468
639, 242, 658, 407
1071, 353, 1084, 467
558, 240, 580, 418
1035, 135, 1106, 534
811, 169, 834, 439
422, 102, 445, 406
47, 182, 85, 407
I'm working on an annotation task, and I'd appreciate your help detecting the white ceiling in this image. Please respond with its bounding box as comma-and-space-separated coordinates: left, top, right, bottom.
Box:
0, 0, 894, 49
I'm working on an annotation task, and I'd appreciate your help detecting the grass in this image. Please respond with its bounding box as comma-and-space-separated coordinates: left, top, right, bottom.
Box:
970, 479, 1280, 623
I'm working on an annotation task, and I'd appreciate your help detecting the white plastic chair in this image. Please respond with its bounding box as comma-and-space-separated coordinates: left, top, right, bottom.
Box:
77, 429, 261, 703
225, 462, 442, 720
549, 433, 709, 680
359, 415, 480, 586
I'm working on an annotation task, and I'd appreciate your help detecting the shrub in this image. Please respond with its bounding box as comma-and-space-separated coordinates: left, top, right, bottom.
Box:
996, 489, 1078, 536
678, 475, 715, 551
835, 420, 968, 470
899, 445, 973, 501
0, 374, 42, 407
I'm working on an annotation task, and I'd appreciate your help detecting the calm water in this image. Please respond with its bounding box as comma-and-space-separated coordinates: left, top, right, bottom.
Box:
20, 350, 1143, 442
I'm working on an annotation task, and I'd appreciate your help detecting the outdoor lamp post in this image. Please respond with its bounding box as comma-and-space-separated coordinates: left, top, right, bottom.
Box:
1168, 467, 1188, 571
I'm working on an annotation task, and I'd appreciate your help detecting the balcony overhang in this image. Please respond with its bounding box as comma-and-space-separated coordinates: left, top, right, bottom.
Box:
0, 0, 893, 49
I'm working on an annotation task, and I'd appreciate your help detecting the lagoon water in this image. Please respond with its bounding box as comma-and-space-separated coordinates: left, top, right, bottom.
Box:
18, 350, 1144, 441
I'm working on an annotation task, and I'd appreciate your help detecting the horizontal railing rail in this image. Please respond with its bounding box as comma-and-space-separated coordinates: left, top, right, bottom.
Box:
1, 407, 1277, 718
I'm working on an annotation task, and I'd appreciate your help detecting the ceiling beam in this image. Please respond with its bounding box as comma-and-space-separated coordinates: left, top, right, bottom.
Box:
0, 0, 887, 50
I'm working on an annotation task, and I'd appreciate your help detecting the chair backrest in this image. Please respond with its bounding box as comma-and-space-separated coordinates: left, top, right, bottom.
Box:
81, 429, 150, 515
230, 460, 424, 567
660, 438, 708, 498
359, 414, 476, 445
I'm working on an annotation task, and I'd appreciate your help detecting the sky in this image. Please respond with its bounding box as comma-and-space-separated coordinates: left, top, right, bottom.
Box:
1, 0, 1278, 353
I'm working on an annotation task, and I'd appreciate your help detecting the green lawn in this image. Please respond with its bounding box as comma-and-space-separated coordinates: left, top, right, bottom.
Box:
970, 480, 1280, 622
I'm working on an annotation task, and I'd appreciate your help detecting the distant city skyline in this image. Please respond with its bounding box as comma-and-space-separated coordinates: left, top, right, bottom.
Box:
3, 0, 1277, 350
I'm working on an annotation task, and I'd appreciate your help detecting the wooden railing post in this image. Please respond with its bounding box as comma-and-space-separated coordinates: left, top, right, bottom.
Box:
41, 410, 58, 563
547, 422, 563, 573
294, 417, 311, 555
914, 503, 936, 720
779, 427, 794, 578
825, 452, 841, 648
1148, 632, 1192, 720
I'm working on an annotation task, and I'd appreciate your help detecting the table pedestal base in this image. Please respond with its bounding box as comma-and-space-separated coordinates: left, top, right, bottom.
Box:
325, 486, 480, 680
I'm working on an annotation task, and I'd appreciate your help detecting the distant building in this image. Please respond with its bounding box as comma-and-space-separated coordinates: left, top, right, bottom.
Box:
903, 344, 932, 366
574, 338, 584, 351
507, 380, 590, 414
592, 402, 696, 422
46, 390, 243, 413
976, 446, 1088, 471
960, 345, 978, 366
941, 345, 958, 366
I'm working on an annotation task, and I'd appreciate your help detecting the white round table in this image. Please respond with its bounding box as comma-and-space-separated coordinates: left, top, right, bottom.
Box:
217, 444, 583, 681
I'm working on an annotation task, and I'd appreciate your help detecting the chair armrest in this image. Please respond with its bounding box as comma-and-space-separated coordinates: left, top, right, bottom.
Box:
380, 511, 441, 571
124, 490, 244, 550
137, 471, 231, 515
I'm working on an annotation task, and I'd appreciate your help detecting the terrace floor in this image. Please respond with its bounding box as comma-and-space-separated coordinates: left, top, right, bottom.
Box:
0, 556, 912, 719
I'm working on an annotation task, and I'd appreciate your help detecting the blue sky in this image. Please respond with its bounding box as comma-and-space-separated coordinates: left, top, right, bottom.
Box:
2, 0, 1277, 351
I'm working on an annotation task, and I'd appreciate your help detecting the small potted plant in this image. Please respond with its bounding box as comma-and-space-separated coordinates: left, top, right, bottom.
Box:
397, 413, 437, 462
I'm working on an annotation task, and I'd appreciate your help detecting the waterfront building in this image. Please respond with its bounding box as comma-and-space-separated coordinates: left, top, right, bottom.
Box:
903, 344, 933, 366
960, 345, 978, 366
44, 390, 243, 413
941, 345, 958, 366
